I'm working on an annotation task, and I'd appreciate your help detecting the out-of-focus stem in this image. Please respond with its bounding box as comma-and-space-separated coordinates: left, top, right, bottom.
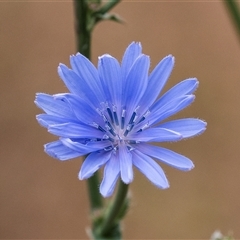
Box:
73, 0, 103, 212
224, 0, 240, 40
74, 0, 92, 58
97, 181, 129, 238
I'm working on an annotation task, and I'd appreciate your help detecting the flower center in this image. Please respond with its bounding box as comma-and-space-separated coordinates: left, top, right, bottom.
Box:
94, 102, 143, 150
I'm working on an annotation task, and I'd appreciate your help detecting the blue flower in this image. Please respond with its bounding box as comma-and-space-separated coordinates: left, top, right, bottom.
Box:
35, 42, 206, 197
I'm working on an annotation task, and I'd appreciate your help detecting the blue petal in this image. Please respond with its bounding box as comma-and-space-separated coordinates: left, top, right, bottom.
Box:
98, 54, 122, 106
48, 123, 104, 138
60, 138, 107, 155
134, 143, 194, 171
132, 150, 169, 189
150, 78, 198, 112
53, 93, 104, 125
85, 140, 113, 149
136, 95, 195, 130
121, 42, 142, 81
36, 114, 77, 128
129, 128, 182, 142
159, 118, 207, 138
119, 143, 133, 184
58, 64, 100, 106
44, 141, 81, 160
138, 55, 174, 114
35, 93, 76, 119
100, 154, 120, 197
150, 95, 195, 126
70, 53, 105, 102
79, 151, 111, 179
123, 54, 150, 125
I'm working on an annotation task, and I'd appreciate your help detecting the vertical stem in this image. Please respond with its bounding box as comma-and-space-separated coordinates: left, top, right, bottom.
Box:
73, 0, 103, 212
97, 181, 129, 237
224, 0, 240, 40
74, 0, 91, 58
85, 161, 103, 211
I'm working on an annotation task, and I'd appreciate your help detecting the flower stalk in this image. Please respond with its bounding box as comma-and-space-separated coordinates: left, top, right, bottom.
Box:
73, 1, 127, 239
95, 181, 129, 238
74, 0, 103, 212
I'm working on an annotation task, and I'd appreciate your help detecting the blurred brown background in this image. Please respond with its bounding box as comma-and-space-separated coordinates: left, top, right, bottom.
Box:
1, 1, 240, 239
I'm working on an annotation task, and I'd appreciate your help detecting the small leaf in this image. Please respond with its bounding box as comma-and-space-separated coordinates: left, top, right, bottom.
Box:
96, 13, 124, 24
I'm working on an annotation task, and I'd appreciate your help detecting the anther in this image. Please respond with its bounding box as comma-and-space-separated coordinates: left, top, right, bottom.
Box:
138, 110, 150, 123
121, 109, 126, 129
127, 146, 134, 151
104, 146, 113, 151
98, 125, 106, 132
92, 122, 106, 132
129, 112, 137, 125
112, 105, 119, 126
105, 121, 116, 137
137, 123, 149, 132
109, 129, 116, 137
128, 140, 137, 144
103, 134, 109, 140
107, 107, 114, 123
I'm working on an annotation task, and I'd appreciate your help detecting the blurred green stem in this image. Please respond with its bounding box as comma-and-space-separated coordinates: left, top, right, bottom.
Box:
73, 0, 102, 212
224, 0, 240, 40
73, 1, 126, 239
96, 181, 129, 238
74, 0, 92, 58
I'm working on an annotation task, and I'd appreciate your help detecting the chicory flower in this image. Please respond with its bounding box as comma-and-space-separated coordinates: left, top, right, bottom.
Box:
35, 42, 206, 197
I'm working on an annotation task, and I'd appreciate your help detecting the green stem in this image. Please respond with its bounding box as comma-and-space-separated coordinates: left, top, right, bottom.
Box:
83, 155, 103, 211
224, 0, 240, 40
74, 0, 92, 58
73, 0, 103, 212
86, 165, 103, 211
97, 181, 129, 237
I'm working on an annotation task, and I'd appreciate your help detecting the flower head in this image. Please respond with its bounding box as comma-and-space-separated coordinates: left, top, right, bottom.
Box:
35, 42, 206, 197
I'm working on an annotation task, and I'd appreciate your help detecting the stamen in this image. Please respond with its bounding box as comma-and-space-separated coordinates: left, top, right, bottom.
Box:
102, 134, 114, 142
107, 107, 114, 123
129, 111, 136, 125
91, 122, 98, 128
90, 138, 98, 142
128, 124, 134, 132
123, 129, 129, 136
98, 125, 106, 132
105, 122, 116, 137
113, 105, 119, 126
128, 140, 138, 144
123, 124, 132, 137
104, 146, 113, 151
121, 109, 126, 129
133, 114, 138, 123
137, 123, 149, 132
103, 134, 109, 140
92, 122, 106, 132
96, 108, 102, 116
142, 123, 149, 130
109, 129, 116, 137
127, 146, 134, 151
138, 110, 150, 123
